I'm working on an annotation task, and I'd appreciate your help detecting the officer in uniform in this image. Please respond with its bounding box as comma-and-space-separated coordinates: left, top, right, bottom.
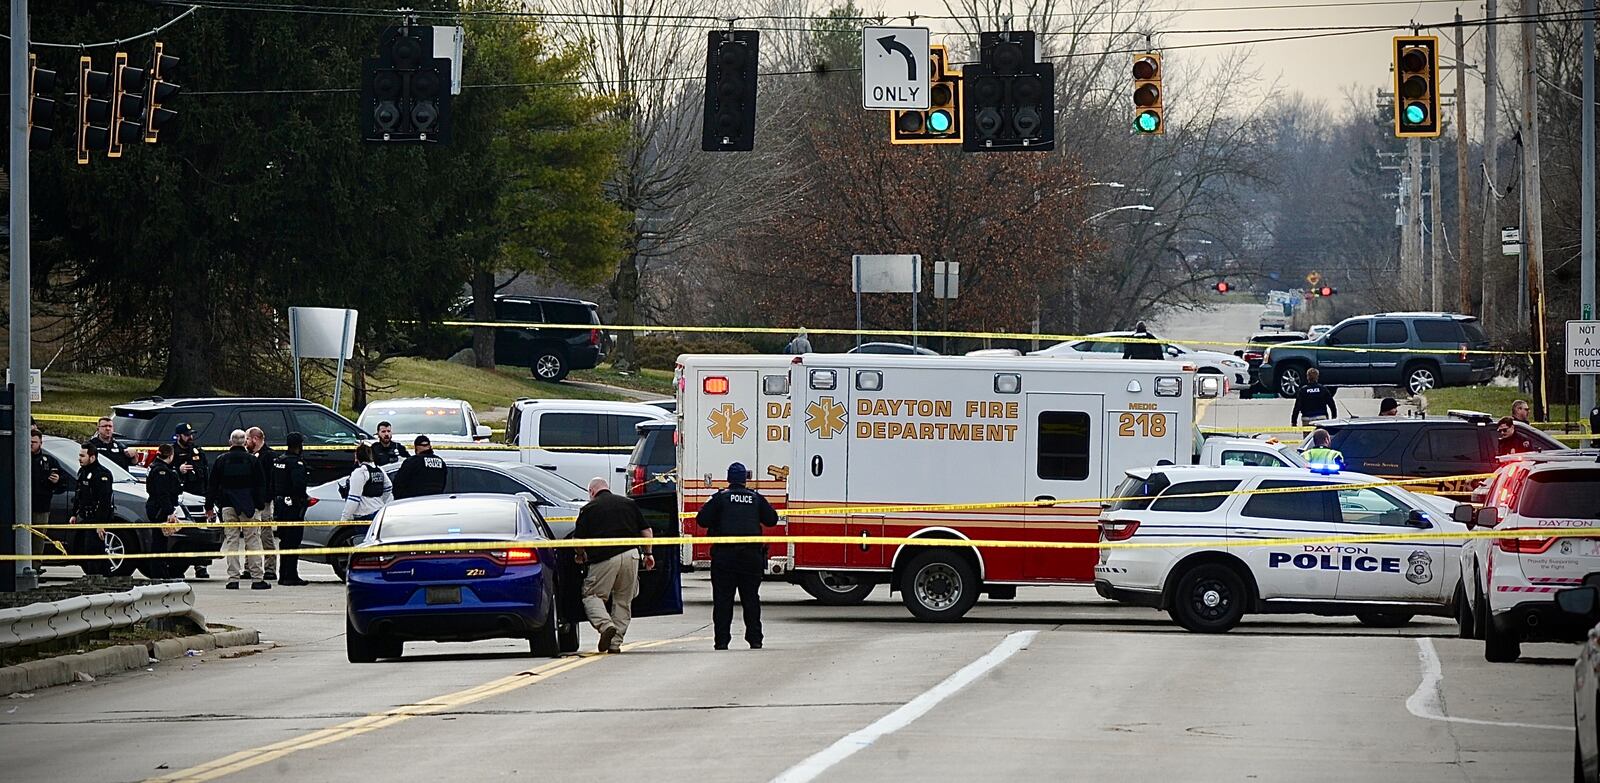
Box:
372, 421, 409, 467
695, 462, 779, 650
393, 435, 448, 499
29, 429, 64, 572
1122, 321, 1166, 361
246, 427, 281, 580
1303, 428, 1344, 473
87, 417, 132, 469
70, 442, 117, 575
145, 444, 183, 575
172, 423, 210, 578
1291, 367, 1339, 426
272, 433, 311, 586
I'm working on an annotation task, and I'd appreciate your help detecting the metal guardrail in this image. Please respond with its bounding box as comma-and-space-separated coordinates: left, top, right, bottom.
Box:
0, 583, 203, 649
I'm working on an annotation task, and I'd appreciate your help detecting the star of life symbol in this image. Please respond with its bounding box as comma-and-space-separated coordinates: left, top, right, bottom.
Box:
708, 403, 749, 445
806, 396, 848, 439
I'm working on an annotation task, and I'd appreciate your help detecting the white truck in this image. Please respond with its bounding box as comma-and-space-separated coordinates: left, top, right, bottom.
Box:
1195, 436, 1307, 468
499, 398, 673, 487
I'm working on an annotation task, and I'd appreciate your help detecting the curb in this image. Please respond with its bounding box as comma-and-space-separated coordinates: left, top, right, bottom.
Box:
1, 628, 263, 696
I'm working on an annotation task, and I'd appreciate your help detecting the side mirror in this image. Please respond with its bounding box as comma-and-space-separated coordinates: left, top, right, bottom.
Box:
1406, 509, 1432, 529
1556, 586, 1600, 618
1452, 503, 1476, 527
475, 425, 493, 441
1475, 507, 1500, 528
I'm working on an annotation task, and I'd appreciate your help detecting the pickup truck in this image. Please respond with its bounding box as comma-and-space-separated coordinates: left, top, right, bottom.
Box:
497, 398, 674, 487
1194, 436, 1308, 468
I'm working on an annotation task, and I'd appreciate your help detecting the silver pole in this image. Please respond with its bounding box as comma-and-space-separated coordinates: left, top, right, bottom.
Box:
1481, 0, 1500, 332
10, 0, 35, 590
1582, 0, 1596, 428
1430, 138, 1444, 311
332, 311, 353, 412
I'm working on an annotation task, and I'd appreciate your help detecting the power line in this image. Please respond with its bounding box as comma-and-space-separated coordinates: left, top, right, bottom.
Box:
1, 5, 200, 50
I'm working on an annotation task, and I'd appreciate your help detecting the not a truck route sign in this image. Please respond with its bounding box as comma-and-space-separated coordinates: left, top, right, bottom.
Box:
862, 26, 930, 110
1569, 321, 1600, 375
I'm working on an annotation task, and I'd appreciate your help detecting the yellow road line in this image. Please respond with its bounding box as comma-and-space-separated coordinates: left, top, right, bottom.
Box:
145, 637, 699, 783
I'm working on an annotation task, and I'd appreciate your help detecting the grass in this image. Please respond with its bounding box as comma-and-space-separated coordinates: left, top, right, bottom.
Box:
1418, 386, 1523, 418
568, 364, 676, 397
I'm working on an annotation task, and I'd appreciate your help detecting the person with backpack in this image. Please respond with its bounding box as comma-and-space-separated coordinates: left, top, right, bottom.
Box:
340, 442, 394, 522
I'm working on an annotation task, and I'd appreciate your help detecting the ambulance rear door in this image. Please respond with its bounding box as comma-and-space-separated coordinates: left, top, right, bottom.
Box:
689, 367, 760, 488
1023, 392, 1105, 581
790, 363, 851, 570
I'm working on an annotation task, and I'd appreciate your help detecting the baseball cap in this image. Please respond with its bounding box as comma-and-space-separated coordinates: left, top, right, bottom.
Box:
174, 422, 194, 436
727, 462, 748, 483
414, 435, 431, 447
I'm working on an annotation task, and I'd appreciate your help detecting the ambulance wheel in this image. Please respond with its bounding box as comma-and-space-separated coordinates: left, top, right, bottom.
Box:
800, 571, 875, 605
899, 550, 980, 622
1484, 614, 1521, 663
1454, 582, 1475, 639
1355, 612, 1413, 628
1169, 563, 1247, 633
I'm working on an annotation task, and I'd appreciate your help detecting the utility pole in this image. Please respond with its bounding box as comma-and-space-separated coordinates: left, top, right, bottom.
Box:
1481, 0, 1500, 332
1408, 137, 1425, 306
1455, 8, 1472, 315
1523, 0, 1547, 418
1431, 138, 1445, 311
8, 0, 34, 591
1581, 0, 1595, 426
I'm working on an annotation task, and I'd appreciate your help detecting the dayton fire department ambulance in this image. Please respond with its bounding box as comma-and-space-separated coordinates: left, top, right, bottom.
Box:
786, 353, 1221, 620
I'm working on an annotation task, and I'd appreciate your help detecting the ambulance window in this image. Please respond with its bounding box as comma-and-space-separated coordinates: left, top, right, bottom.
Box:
1036, 412, 1091, 480
1110, 474, 1166, 511
1241, 480, 1335, 522
1336, 487, 1410, 526
1151, 480, 1239, 512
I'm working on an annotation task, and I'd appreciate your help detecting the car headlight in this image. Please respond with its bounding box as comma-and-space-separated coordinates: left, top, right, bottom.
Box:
1224, 359, 1247, 368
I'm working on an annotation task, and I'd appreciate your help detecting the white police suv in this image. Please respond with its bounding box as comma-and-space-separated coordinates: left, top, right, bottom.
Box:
1093, 465, 1467, 633
1452, 450, 1600, 662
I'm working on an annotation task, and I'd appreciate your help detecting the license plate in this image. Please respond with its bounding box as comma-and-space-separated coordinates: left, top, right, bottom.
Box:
425, 586, 462, 605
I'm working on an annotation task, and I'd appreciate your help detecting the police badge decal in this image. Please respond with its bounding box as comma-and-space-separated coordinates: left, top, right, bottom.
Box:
1406, 550, 1434, 585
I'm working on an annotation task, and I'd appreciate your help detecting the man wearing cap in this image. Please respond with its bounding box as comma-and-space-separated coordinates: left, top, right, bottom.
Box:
172, 422, 212, 578
1378, 397, 1400, 417
695, 462, 779, 650
272, 433, 311, 586
574, 477, 653, 653
393, 435, 448, 500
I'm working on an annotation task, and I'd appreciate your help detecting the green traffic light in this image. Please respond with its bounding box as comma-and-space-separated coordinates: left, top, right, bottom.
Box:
1404, 102, 1427, 125
928, 109, 952, 134
1135, 110, 1160, 134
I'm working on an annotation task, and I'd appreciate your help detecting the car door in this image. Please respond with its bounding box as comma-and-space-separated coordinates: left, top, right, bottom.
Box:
1332, 485, 1446, 602
1317, 321, 1372, 384
494, 300, 542, 366
1231, 479, 1343, 599
1023, 393, 1104, 581
1402, 426, 1489, 483
1366, 319, 1411, 386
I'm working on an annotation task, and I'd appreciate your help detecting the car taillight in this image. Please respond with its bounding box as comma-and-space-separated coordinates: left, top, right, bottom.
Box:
490, 548, 538, 565
1243, 352, 1263, 362
1458, 342, 1468, 361
306, 497, 319, 507
350, 553, 396, 570
1495, 536, 1555, 554
1100, 520, 1140, 542
590, 329, 600, 346
630, 464, 647, 495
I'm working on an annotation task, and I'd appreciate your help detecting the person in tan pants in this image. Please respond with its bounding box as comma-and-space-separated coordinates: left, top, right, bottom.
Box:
573, 478, 654, 653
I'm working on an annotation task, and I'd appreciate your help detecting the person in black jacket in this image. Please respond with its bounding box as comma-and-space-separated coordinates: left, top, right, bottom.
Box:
1122, 322, 1166, 361
1290, 367, 1339, 426
373, 422, 409, 466
86, 417, 132, 469
206, 430, 270, 590
29, 429, 65, 571
172, 422, 208, 495
574, 478, 654, 653
393, 435, 448, 499
696, 462, 779, 650
246, 427, 281, 580
70, 443, 117, 576
145, 444, 183, 574
272, 433, 311, 586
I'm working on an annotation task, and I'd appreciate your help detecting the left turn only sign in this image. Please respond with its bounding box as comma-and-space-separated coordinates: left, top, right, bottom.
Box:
862, 26, 930, 110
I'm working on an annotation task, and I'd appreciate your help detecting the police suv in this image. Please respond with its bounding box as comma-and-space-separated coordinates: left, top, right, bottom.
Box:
1094, 465, 1467, 632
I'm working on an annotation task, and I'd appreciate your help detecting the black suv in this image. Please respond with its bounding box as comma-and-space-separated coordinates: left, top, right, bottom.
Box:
110, 397, 370, 485
459, 295, 605, 382
625, 421, 676, 501
1307, 411, 1563, 498
1258, 313, 1494, 397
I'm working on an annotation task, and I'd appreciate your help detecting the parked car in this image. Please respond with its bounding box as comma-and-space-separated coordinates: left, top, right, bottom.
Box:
501, 398, 673, 487
1307, 324, 1334, 340
625, 421, 677, 499
1554, 585, 1600, 780
1306, 411, 1562, 500
1030, 331, 1250, 389
1239, 331, 1309, 398
111, 397, 369, 485
355, 397, 492, 445
303, 458, 589, 580
643, 398, 676, 413
37, 435, 215, 578
456, 295, 605, 382
1257, 312, 1495, 397
847, 342, 940, 356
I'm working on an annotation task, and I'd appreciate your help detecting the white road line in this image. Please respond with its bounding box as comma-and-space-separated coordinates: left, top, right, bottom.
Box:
1406, 638, 1572, 732
770, 630, 1039, 783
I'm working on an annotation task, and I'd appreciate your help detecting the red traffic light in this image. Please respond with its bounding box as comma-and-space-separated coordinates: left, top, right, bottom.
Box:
1215, 281, 1230, 294
1319, 286, 1334, 297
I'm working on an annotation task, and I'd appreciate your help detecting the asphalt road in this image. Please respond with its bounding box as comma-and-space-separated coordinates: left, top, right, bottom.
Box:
2, 303, 1578, 783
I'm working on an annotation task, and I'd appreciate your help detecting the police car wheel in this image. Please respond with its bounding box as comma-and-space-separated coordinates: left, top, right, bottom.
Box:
1169, 563, 1248, 633
330, 530, 362, 582
530, 606, 561, 658
104, 530, 138, 578
346, 618, 379, 663
1454, 582, 1475, 639
899, 550, 980, 622
1355, 612, 1413, 628
1473, 579, 1489, 641
1484, 613, 1521, 663
800, 571, 875, 605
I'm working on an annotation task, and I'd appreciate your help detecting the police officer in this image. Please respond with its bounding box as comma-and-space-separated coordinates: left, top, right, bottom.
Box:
1290, 367, 1339, 426
171, 423, 210, 578
695, 462, 779, 650
1122, 321, 1166, 361
393, 435, 447, 499
145, 444, 183, 576
29, 428, 65, 572
272, 433, 311, 586
372, 421, 409, 467
1303, 428, 1344, 473
71, 442, 117, 576
1497, 416, 1537, 456
87, 417, 132, 469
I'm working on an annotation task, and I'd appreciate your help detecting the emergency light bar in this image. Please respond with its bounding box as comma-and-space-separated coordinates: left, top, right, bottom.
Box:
1308, 461, 1342, 476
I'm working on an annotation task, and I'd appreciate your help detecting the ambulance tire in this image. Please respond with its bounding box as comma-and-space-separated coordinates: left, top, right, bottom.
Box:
1454, 582, 1475, 639
1484, 614, 1521, 663
1355, 612, 1413, 628
799, 571, 875, 605
899, 550, 980, 622
1168, 563, 1248, 633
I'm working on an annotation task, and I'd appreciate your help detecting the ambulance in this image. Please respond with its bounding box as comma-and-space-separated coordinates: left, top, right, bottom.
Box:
674, 355, 797, 576
786, 353, 1222, 620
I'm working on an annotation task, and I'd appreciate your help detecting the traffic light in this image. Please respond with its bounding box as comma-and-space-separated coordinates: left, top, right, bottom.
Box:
360, 25, 453, 143
108, 51, 148, 157
1215, 280, 1230, 294
701, 30, 759, 152
27, 54, 55, 150
1132, 53, 1163, 135
1311, 285, 1337, 298
1393, 35, 1440, 138
143, 42, 179, 143
963, 31, 1054, 152
77, 56, 112, 165
891, 44, 962, 145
